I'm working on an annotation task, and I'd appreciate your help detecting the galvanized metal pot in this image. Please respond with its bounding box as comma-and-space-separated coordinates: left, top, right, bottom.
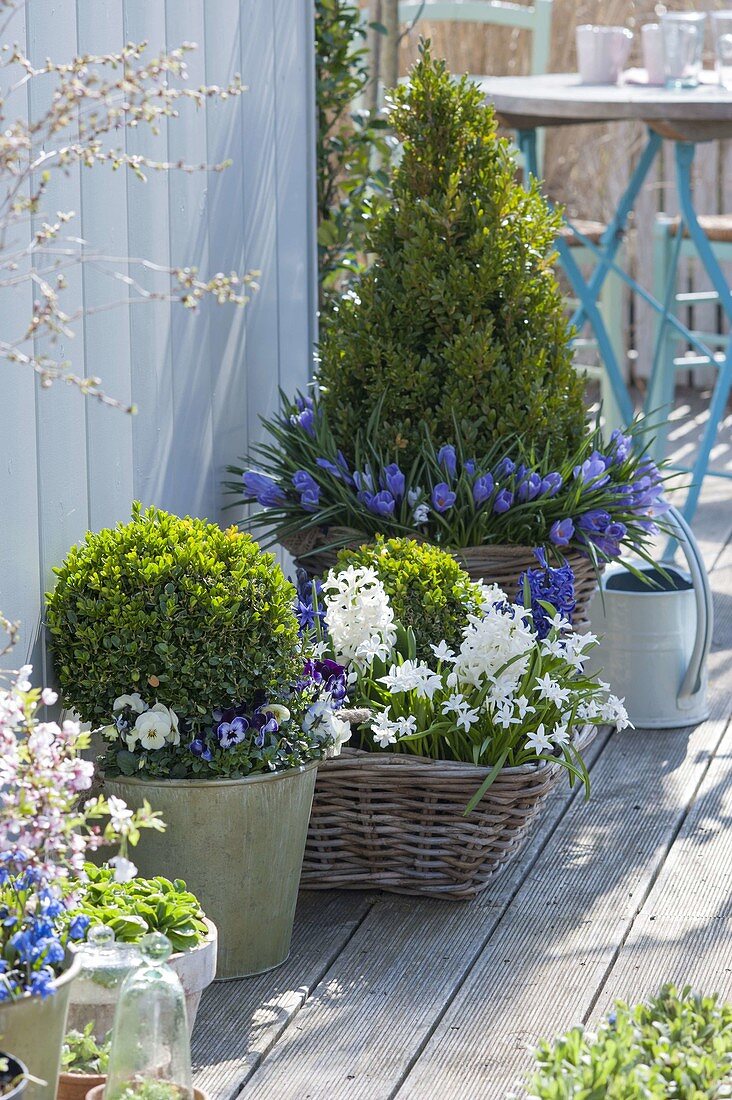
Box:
105, 763, 318, 979
0, 952, 82, 1100
587, 507, 712, 728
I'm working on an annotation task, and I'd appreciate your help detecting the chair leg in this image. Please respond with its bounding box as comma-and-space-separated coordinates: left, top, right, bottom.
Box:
647, 216, 681, 463
598, 259, 625, 435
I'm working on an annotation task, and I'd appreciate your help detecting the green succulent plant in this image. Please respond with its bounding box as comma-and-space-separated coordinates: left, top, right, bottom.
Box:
70, 864, 208, 953
46, 503, 301, 732
526, 985, 732, 1098
336, 536, 479, 660
317, 44, 586, 468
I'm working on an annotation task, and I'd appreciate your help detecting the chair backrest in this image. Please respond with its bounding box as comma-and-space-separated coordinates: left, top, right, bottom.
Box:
397, 1, 553, 77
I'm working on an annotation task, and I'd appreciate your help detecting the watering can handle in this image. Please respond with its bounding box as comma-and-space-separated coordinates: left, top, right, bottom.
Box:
662, 506, 714, 706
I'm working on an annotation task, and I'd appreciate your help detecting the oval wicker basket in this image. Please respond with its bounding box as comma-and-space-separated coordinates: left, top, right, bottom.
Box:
301, 725, 594, 900
283, 529, 600, 630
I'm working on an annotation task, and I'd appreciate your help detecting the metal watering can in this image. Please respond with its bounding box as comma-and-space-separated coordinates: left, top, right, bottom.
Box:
586, 506, 713, 729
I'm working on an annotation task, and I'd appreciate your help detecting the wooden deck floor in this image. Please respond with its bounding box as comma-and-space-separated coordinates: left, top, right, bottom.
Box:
192, 391, 732, 1099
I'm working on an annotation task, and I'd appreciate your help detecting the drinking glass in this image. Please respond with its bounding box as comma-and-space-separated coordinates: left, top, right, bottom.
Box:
712, 11, 732, 89
661, 12, 707, 89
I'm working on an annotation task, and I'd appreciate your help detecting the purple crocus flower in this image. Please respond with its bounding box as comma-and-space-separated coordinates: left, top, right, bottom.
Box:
494, 457, 516, 480
464, 459, 476, 477
608, 429, 632, 464
242, 471, 286, 507
290, 405, 316, 437
432, 482, 457, 512
316, 457, 343, 479
382, 463, 405, 500
517, 472, 542, 502
605, 521, 627, 541
353, 469, 374, 494
577, 509, 611, 533
573, 451, 610, 486
539, 472, 563, 497
473, 473, 494, 506
363, 490, 396, 517
292, 469, 318, 494
549, 517, 575, 547
300, 486, 320, 512
493, 488, 514, 514
437, 445, 457, 479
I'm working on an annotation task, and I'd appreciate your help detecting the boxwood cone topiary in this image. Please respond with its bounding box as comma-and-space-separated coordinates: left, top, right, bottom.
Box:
317, 43, 586, 467
336, 536, 480, 660
46, 503, 301, 731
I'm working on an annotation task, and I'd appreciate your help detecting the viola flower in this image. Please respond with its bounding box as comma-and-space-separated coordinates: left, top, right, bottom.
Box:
382, 463, 405, 500
437, 445, 457, 479
549, 518, 574, 547
242, 471, 286, 507
432, 482, 456, 512
189, 738, 212, 762
473, 474, 494, 506
493, 488, 514, 514
217, 715, 249, 748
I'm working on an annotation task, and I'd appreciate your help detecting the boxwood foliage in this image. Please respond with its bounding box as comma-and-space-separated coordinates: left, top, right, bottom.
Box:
317, 44, 586, 467
46, 504, 301, 730
526, 985, 732, 1098
336, 536, 479, 660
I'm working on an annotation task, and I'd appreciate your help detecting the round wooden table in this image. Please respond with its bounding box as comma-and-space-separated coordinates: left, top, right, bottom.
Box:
479, 72, 732, 526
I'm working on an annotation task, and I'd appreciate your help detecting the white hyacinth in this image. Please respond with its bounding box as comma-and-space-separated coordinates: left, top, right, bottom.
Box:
322, 565, 396, 668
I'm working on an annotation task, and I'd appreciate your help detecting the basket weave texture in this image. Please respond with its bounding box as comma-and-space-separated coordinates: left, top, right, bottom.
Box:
283, 530, 600, 630
302, 725, 594, 899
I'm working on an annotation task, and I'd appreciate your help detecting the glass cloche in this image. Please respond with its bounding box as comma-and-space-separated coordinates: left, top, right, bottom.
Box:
68, 924, 142, 1038
104, 933, 193, 1100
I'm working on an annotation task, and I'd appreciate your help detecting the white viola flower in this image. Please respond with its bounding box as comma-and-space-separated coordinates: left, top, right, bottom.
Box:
514, 695, 536, 721
109, 855, 138, 883
134, 709, 171, 750
431, 640, 456, 663
260, 703, 291, 724
124, 730, 140, 751
535, 674, 571, 707
302, 699, 329, 733
324, 713, 352, 758
371, 711, 399, 749
113, 692, 148, 715
442, 692, 467, 717
455, 707, 480, 732
150, 703, 180, 745
526, 724, 553, 755
107, 795, 134, 833
100, 723, 120, 743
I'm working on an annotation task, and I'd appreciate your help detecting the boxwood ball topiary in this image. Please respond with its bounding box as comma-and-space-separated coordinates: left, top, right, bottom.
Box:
317, 44, 586, 467
46, 504, 301, 730
336, 536, 479, 660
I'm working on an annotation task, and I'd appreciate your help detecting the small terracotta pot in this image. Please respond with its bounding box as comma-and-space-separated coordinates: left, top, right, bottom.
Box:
85, 1088, 207, 1100
56, 1074, 105, 1100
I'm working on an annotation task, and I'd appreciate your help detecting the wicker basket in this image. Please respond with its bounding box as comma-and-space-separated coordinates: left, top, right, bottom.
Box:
284, 530, 600, 630
302, 726, 594, 899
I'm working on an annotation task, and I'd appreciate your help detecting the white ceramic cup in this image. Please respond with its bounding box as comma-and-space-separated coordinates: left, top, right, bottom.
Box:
641, 23, 666, 85
576, 24, 634, 85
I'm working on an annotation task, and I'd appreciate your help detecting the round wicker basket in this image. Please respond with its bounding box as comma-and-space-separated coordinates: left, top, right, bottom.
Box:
283, 530, 600, 630
302, 726, 594, 900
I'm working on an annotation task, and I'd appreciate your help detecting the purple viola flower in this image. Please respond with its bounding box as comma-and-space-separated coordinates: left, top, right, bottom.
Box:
464, 459, 476, 477
539, 472, 563, 498
217, 715, 250, 749
494, 457, 516, 480
577, 509, 611, 533
363, 490, 396, 517
573, 451, 610, 487
189, 738, 213, 762
473, 473, 494, 506
242, 471, 286, 507
292, 469, 318, 494
493, 488, 514, 514
382, 463, 405, 500
517, 472, 542, 502
437, 445, 458, 479
432, 482, 457, 513
549, 517, 575, 547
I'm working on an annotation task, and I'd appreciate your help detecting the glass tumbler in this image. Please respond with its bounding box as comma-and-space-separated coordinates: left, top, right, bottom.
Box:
661, 12, 707, 89
712, 11, 732, 90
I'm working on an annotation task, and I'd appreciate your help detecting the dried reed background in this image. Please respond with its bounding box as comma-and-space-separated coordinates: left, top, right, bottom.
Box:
362, 0, 732, 374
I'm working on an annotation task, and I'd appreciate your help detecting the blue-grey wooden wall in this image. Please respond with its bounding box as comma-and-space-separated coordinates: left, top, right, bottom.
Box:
0, 0, 317, 676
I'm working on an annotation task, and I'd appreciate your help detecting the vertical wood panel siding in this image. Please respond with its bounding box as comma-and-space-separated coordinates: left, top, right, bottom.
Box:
0, 0, 316, 671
